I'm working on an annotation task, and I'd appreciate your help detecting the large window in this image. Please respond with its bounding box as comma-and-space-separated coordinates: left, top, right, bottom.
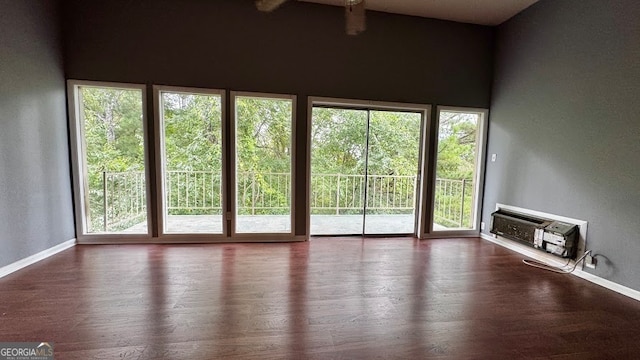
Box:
431, 107, 487, 233
156, 87, 225, 234
232, 93, 295, 235
68, 81, 150, 237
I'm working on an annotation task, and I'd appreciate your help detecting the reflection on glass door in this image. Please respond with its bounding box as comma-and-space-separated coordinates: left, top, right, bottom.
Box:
158, 89, 224, 233
72, 83, 149, 234
364, 110, 422, 234
310, 105, 424, 235
233, 94, 294, 234
432, 108, 485, 231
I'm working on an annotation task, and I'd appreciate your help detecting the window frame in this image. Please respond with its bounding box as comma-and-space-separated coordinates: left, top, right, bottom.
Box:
153, 85, 228, 240
67, 80, 152, 243
427, 106, 489, 237
230, 91, 297, 240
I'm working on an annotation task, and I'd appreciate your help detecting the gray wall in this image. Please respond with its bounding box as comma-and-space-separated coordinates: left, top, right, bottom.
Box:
483, 0, 640, 290
61, 0, 494, 236
0, 0, 75, 267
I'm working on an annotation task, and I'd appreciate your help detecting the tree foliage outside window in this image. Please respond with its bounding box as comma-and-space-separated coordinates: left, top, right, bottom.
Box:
80, 86, 146, 232
434, 111, 479, 228
310, 108, 422, 215
162, 92, 223, 217
437, 111, 478, 180
235, 96, 292, 216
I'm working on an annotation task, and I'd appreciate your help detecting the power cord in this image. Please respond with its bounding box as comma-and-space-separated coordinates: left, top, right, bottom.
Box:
522, 250, 592, 274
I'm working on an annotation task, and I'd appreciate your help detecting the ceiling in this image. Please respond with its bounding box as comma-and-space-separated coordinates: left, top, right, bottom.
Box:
298, 0, 539, 26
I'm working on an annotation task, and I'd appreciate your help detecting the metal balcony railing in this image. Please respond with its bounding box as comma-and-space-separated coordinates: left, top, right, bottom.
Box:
92, 171, 472, 232
433, 178, 474, 228
97, 171, 147, 232
310, 174, 417, 215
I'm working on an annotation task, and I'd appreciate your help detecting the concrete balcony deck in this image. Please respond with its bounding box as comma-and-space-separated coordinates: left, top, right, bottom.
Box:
125, 214, 447, 234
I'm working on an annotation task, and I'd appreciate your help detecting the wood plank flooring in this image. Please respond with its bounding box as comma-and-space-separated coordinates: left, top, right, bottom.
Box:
1, 237, 640, 359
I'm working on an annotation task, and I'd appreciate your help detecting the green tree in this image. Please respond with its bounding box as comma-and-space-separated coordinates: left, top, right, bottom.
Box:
311, 107, 367, 175
434, 111, 479, 228
162, 93, 222, 171
80, 87, 146, 231
436, 112, 477, 180
161, 92, 223, 215
236, 97, 291, 173
235, 97, 293, 214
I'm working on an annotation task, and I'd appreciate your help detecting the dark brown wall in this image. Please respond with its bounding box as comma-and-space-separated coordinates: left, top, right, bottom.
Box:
61, 0, 494, 235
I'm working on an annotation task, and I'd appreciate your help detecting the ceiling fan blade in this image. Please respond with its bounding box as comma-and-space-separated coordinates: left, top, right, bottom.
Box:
256, 0, 289, 12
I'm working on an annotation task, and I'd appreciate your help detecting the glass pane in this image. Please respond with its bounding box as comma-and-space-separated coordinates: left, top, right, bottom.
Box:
364, 111, 421, 234
161, 91, 223, 233
310, 107, 367, 235
433, 111, 480, 230
78, 86, 148, 234
235, 96, 292, 233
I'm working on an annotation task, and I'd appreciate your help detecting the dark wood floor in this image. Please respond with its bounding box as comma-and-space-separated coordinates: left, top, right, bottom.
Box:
1, 238, 640, 359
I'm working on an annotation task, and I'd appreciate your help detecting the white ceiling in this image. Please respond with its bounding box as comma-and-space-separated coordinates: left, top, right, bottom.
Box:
299, 0, 539, 26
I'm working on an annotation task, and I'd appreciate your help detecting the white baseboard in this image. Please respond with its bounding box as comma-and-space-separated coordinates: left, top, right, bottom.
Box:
0, 238, 76, 279
572, 269, 640, 301
480, 233, 640, 302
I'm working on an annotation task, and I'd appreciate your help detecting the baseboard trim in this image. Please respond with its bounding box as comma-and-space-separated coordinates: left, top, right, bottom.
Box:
480, 233, 640, 302
0, 238, 76, 279
572, 269, 640, 301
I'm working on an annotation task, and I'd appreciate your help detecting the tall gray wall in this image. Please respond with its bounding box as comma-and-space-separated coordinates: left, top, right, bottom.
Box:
483, 0, 640, 290
0, 0, 75, 267
61, 0, 494, 236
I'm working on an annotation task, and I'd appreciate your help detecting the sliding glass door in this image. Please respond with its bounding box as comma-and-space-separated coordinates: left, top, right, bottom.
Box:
309, 101, 427, 236
310, 107, 367, 234
364, 110, 422, 234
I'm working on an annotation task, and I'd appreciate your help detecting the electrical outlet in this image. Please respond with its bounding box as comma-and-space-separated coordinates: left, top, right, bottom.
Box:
585, 254, 597, 269
480, 222, 485, 230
